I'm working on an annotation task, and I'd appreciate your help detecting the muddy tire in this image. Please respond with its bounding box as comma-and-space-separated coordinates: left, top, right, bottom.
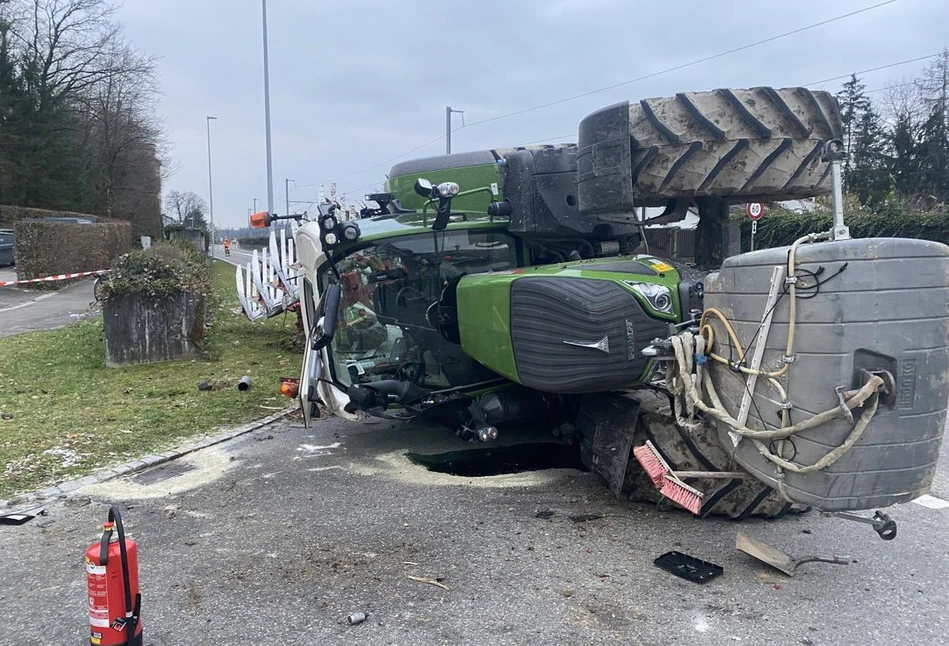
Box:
578, 390, 806, 519
579, 87, 842, 208
632, 87, 842, 205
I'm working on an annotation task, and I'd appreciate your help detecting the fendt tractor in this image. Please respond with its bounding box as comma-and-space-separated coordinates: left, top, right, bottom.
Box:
252, 87, 949, 532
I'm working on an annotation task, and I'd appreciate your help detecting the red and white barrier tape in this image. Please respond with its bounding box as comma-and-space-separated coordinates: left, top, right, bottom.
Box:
0, 269, 109, 288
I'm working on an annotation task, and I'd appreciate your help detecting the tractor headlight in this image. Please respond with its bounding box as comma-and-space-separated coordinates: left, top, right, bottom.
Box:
322, 215, 338, 231
341, 222, 361, 242
323, 232, 338, 247
435, 182, 460, 198
625, 281, 674, 315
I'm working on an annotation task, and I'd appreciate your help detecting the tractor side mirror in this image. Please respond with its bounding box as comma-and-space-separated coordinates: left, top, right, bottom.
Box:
250, 211, 272, 228
414, 178, 434, 198
312, 282, 342, 351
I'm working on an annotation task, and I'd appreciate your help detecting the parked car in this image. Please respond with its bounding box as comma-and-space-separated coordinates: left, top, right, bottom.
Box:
0, 229, 14, 266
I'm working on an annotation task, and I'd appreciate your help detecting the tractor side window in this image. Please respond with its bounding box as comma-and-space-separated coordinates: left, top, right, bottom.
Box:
301, 277, 317, 333
323, 229, 516, 390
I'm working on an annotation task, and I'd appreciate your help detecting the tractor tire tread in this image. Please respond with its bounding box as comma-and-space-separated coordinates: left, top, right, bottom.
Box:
578, 391, 807, 519
626, 86, 841, 205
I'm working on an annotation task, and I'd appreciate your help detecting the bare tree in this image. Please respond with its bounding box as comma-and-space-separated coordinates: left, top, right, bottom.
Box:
0, 0, 164, 234
164, 190, 207, 229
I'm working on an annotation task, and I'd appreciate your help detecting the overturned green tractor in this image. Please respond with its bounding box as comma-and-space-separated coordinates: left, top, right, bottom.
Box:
261, 87, 949, 527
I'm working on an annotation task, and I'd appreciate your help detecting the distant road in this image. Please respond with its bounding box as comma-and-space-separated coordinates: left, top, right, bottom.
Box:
213, 245, 255, 268
0, 279, 96, 338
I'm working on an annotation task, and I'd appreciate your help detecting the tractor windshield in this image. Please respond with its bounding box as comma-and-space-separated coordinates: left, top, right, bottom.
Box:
321, 229, 518, 391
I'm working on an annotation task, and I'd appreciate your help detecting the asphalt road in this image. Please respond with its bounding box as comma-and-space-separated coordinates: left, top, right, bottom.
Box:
214, 244, 256, 268
1, 413, 947, 645
0, 277, 97, 338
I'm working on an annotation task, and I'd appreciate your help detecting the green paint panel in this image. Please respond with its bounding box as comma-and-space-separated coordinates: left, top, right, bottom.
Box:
386, 163, 501, 212
456, 273, 518, 381
489, 255, 683, 320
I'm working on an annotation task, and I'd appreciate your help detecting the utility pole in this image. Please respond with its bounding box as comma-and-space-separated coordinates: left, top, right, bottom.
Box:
285, 178, 293, 216
253, 197, 260, 216
261, 0, 275, 216
206, 116, 217, 257
445, 106, 464, 154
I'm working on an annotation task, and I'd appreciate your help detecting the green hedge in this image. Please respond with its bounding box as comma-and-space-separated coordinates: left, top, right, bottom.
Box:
737, 208, 949, 252
13, 220, 132, 281
104, 242, 212, 300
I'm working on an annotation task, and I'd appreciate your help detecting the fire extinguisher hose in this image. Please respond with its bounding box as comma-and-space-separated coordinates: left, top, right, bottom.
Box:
99, 506, 141, 645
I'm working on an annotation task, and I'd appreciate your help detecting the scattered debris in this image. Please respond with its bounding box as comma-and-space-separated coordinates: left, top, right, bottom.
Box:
1, 412, 13, 420
736, 531, 849, 577
238, 376, 252, 391
0, 510, 39, 526
568, 513, 604, 523
347, 612, 368, 626
197, 381, 212, 392
654, 551, 723, 584
64, 496, 91, 508
403, 561, 420, 566
406, 575, 451, 591
187, 580, 200, 610
535, 509, 555, 519
212, 379, 230, 391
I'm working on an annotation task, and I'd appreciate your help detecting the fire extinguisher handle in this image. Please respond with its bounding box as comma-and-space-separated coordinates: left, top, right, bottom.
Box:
100, 505, 137, 642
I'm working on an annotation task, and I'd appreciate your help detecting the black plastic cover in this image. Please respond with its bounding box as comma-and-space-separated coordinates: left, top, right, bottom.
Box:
502, 146, 638, 239
577, 101, 634, 216
654, 551, 724, 584
509, 277, 668, 393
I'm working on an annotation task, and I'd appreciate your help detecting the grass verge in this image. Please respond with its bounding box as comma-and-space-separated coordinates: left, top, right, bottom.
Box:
0, 261, 301, 498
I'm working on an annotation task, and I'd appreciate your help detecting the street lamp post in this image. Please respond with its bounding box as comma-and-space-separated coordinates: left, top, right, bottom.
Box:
445, 106, 464, 154
206, 116, 217, 257
261, 0, 275, 217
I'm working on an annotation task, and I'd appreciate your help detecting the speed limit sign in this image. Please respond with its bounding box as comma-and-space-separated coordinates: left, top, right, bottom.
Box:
747, 203, 763, 251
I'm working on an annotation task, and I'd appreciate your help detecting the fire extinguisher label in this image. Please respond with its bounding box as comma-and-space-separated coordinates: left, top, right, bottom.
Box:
85, 557, 110, 628
85, 560, 106, 576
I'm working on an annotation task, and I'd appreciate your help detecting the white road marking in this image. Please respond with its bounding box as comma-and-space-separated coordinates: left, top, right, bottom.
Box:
297, 442, 342, 452
307, 466, 344, 473
912, 494, 949, 510
0, 292, 55, 313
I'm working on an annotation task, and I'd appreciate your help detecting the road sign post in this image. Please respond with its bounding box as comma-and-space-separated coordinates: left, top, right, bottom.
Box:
747, 202, 763, 252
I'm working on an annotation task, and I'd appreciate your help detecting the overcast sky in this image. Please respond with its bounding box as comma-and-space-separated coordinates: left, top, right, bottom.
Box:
116, 0, 948, 228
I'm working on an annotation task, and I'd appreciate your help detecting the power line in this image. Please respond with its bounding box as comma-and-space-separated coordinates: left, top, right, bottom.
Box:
291, 0, 901, 192
807, 52, 940, 86
866, 80, 918, 94
511, 133, 578, 147
291, 133, 447, 190
291, 124, 471, 192
463, 0, 902, 129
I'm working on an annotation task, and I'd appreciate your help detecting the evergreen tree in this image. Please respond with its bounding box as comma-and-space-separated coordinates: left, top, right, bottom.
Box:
837, 74, 871, 185
915, 50, 949, 204
849, 105, 892, 207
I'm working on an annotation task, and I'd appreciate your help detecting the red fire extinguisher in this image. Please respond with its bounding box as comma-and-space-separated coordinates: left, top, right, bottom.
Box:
85, 506, 142, 645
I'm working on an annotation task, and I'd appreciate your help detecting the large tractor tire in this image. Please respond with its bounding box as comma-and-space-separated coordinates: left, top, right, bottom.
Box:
578, 390, 807, 519
577, 87, 843, 210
